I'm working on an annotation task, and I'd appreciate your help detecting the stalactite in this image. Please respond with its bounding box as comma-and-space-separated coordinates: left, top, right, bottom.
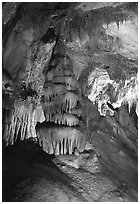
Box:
15, 119, 21, 141
54, 142, 59, 155
63, 138, 66, 154
37, 48, 88, 155
60, 139, 62, 154
2, 97, 46, 146
68, 138, 72, 154
23, 121, 27, 140
49, 142, 54, 154
43, 84, 67, 102
63, 92, 79, 110
36, 126, 87, 155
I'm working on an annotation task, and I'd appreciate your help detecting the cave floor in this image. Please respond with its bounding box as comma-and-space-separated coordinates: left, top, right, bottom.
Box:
2, 143, 137, 202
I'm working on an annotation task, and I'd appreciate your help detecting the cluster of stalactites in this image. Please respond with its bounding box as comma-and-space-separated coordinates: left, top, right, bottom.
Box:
46, 114, 80, 126
36, 126, 86, 155
38, 48, 87, 155
3, 99, 45, 146
42, 53, 82, 128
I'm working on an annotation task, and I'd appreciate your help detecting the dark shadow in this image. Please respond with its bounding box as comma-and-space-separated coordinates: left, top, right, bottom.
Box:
2, 139, 84, 201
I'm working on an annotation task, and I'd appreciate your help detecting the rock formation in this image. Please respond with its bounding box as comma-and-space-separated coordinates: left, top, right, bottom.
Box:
2, 2, 138, 199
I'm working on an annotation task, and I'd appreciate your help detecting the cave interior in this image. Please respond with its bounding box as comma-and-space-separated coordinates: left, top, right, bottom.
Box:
2, 2, 138, 202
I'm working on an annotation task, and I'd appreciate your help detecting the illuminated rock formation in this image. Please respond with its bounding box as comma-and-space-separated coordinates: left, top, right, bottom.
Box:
37, 41, 90, 155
